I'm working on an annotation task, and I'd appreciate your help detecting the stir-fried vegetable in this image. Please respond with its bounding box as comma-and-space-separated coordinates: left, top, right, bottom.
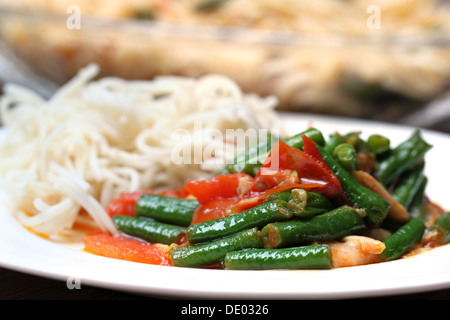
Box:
224, 244, 332, 270
84, 127, 448, 270
135, 194, 199, 227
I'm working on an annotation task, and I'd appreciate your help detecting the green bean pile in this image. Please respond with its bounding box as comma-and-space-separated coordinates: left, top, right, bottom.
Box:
111, 128, 450, 270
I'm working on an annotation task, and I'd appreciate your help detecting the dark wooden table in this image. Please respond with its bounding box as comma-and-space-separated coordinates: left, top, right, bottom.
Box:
1, 266, 449, 300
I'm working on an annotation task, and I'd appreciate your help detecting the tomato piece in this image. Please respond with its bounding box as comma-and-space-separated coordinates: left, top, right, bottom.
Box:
105, 190, 145, 217
185, 173, 252, 204
190, 197, 240, 225
83, 230, 173, 266
253, 168, 299, 190
254, 138, 347, 204
302, 134, 339, 183
255, 140, 324, 189
301, 135, 348, 205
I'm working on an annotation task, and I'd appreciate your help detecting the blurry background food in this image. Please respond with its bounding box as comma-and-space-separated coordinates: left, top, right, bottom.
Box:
1, 0, 450, 129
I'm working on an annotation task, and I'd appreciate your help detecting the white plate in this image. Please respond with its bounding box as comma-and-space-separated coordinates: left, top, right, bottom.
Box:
1, 113, 449, 299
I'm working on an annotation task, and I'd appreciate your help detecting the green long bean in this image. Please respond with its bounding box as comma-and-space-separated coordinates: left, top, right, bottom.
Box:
429, 211, 450, 245
170, 227, 262, 267
367, 134, 390, 155
187, 200, 291, 244
392, 162, 425, 210
316, 144, 390, 228
286, 188, 335, 218
224, 244, 332, 270
263, 190, 292, 203
112, 215, 186, 245
135, 194, 198, 227
333, 143, 357, 170
375, 130, 432, 186
324, 132, 345, 155
382, 217, 425, 261
409, 177, 428, 219
283, 127, 326, 150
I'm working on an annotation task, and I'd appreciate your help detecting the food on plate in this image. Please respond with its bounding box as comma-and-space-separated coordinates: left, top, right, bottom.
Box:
85, 126, 449, 269
1, 0, 450, 118
0, 64, 448, 270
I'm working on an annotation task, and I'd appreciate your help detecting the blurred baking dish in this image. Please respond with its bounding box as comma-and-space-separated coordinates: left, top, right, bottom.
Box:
1, 0, 450, 120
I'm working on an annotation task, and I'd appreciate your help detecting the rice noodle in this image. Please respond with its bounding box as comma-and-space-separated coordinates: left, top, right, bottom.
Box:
0, 64, 281, 238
